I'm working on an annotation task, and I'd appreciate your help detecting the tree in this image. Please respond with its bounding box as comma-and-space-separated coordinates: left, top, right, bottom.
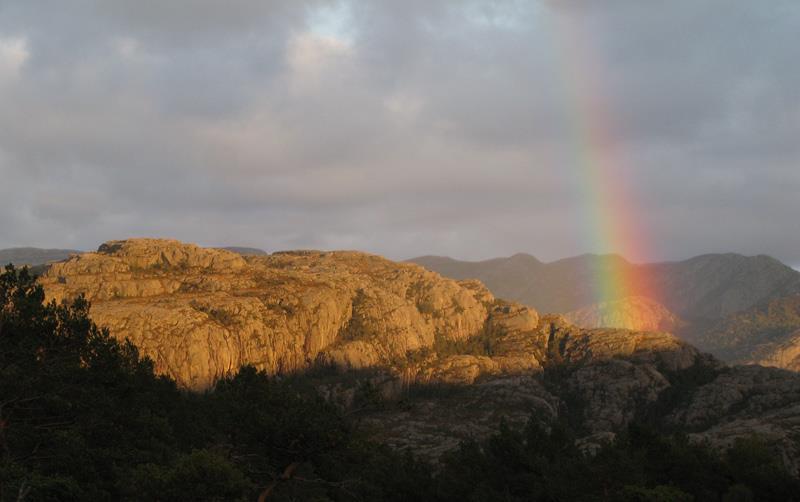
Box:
0, 265, 181, 500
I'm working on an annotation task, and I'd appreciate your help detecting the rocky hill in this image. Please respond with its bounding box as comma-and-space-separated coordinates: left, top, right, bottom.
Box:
34, 238, 800, 471
39, 238, 696, 390
691, 295, 800, 371
40, 239, 494, 389
751, 330, 800, 371
564, 296, 684, 332
650, 254, 800, 321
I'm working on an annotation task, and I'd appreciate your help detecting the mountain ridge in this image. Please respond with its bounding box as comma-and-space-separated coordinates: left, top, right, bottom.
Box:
0, 247, 82, 266
410, 252, 800, 321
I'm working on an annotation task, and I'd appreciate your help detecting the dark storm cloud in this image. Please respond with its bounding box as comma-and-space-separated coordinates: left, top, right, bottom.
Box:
0, 0, 797, 264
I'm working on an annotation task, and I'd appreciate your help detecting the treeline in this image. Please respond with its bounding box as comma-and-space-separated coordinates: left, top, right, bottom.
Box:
1, 266, 798, 501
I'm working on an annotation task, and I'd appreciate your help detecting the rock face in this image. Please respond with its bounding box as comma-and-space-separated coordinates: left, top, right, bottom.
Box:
750, 330, 800, 371
40, 239, 697, 391
365, 350, 800, 473
41, 239, 491, 389
668, 365, 800, 476
688, 295, 800, 371
565, 296, 683, 332
363, 375, 560, 463
406, 311, 696, 386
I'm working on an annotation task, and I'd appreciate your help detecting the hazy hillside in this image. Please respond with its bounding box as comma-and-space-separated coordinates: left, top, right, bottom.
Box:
220, 246, 267, 256
648, 254, 800, 321
692, 295, 800, 369
0, 247, 81, 266
411, 253, 800, 322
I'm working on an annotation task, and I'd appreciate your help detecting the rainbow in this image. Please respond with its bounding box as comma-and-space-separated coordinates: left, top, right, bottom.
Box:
546, 8, 654, 311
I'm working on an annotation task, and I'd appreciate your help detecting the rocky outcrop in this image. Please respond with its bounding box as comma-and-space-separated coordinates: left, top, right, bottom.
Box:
544, 316, 697, 371
668, 365, 800, 475
364, 375, 560, 463
687, 295, 800, 370
41, 239, 491, 389
367, 352, 800, 472
565, 359, 671, 433
750, 330, 800, 371
400, 310, 696, 386
41, 239, 699, 390
565, 296, 684, 332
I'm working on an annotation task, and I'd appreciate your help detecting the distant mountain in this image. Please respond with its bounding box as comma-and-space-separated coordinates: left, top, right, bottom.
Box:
220, 246, 268, 256
646, 254, 800, 321
0, 247, 81, 266
410, 253, 800, 322
412, 253, 623, 315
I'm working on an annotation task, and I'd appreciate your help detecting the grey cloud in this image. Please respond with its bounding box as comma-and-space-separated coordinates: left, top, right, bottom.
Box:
0, 0, 797, 265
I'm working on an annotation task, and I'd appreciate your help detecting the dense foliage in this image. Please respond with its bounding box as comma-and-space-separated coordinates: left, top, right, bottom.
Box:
1, 265, 798, 501
438, 420, 800, 501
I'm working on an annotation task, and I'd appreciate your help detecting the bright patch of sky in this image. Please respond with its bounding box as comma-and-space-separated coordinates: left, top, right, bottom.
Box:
307, 2, 354, 43
0, 37, 28, 81
463, 0, 532, 30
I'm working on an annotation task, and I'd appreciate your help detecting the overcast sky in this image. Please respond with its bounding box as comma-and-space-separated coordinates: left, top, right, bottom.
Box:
0, 1, 798, 265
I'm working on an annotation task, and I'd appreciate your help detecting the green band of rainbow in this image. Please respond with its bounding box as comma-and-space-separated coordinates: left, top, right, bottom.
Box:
548, 9, 655, 308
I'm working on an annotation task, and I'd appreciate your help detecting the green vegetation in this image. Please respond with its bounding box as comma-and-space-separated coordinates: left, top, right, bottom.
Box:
436, 421, 800, 501
189, 300, 237, 327
404, 325, 504, 364
435, 327, 500, 357
1, 265, 798, 501
417, 300, 436, 315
